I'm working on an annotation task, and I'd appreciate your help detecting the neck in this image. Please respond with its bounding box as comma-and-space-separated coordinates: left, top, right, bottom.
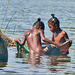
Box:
54, 28, 62, 38
32, 26, 37, 29
55, 28, 62, 33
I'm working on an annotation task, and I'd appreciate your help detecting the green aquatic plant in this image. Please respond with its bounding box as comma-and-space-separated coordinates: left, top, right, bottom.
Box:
0, 10, 17, 34
1, 0, 9, 28
0, 0, 27, 35
4, 10, 17, 32
0, 0, 18, 34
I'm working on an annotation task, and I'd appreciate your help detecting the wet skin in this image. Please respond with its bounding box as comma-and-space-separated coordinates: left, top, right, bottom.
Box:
48, 22, 72, 55
15, 26, 58, 54
48, 22, 69, 45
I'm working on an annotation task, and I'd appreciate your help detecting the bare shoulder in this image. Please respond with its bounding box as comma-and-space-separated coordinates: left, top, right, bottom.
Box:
39, 29, 44, 33
61, 31, 67, 35
39, 29, 44, 32
24, 30, 31, 36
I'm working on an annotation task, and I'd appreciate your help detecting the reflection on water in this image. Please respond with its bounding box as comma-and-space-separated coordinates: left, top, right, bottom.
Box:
16, 53, 41, 66
0, 62, 7, 68
15, 52, 72, 74
0, 48, 75, 74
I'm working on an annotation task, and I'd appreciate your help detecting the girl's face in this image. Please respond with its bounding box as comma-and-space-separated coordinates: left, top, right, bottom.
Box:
48, 22, 56, 33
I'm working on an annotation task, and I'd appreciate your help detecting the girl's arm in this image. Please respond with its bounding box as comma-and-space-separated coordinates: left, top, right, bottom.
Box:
62, 31, 69, 40
15, 32, 27, 46
41, 41, 50, 45
40, 30, 61, 47
51, 33, 54, 41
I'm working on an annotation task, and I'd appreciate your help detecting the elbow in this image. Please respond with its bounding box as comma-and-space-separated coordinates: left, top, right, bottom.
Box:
69, 40, 72, 47
20, 42, 25, 46
17, 41, 25, 46
42, 37, 46, 42
20, 43, 23, 46
16, 39, 25, 46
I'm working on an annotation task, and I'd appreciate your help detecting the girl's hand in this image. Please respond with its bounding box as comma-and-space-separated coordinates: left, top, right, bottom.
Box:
15, 38, 20, 42
54, 42, 62, 47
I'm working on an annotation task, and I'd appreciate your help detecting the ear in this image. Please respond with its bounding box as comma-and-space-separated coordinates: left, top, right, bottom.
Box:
55, 24, 58, 28
36, 25, 39, 29
39, 26, 42, 29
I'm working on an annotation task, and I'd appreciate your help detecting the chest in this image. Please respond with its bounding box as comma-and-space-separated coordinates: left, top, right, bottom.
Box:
54, 33, 64, 41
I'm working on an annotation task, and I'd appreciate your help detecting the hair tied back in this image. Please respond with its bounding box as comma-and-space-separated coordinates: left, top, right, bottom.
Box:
51, 14, 55, 18
37, 18, 41, 21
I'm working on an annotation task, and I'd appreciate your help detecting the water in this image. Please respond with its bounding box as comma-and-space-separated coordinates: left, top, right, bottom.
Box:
0, 0, 75, 74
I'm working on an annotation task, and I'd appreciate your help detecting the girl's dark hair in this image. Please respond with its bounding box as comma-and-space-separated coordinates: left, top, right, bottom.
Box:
48, 14, 60, 27
33, 18, 45, 30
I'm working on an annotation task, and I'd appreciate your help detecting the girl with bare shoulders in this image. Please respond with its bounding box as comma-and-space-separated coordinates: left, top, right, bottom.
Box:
43, 14, 72, 55
15, 18, 59, 55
